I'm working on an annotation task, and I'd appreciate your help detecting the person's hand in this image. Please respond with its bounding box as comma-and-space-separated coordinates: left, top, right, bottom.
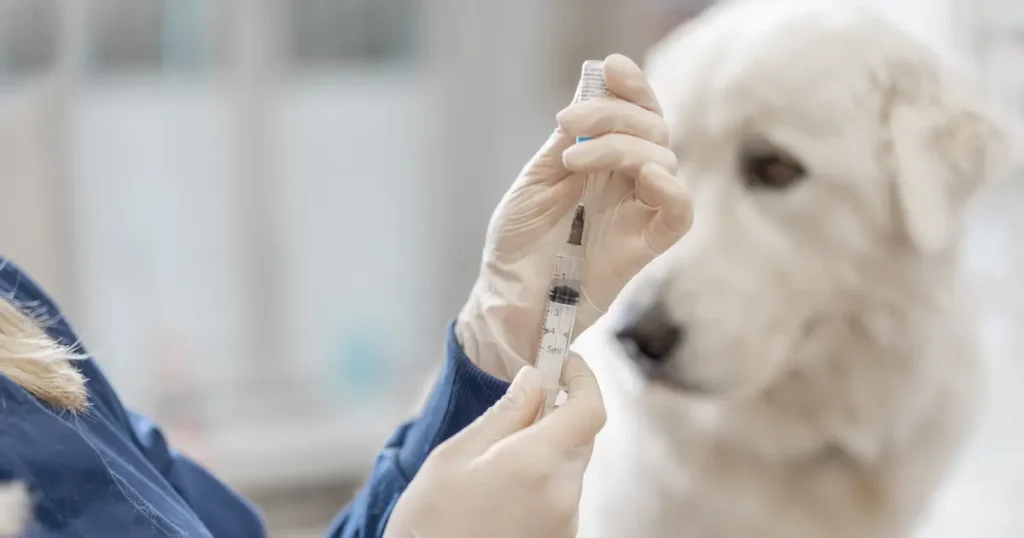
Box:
384, 353, 604, 538
457, 53, 693, 380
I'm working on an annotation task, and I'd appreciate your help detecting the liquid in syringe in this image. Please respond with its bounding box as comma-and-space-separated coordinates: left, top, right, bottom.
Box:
535, 205, 586, 417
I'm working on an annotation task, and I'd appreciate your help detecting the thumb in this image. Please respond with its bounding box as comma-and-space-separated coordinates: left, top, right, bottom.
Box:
454, 365, 545, 455
520, 352, 605, 448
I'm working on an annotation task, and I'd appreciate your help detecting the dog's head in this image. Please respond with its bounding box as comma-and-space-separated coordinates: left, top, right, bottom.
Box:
613, 0, 1009, 399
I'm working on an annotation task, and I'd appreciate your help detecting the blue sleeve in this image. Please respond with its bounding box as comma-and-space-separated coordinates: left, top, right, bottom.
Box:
324, 321, 511, 538
0, 258, 265, 537
125, 411, 267, 538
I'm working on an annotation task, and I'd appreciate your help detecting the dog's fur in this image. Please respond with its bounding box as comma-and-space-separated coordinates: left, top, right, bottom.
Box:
0, 482, 29, 537
573, 1, 1009, 537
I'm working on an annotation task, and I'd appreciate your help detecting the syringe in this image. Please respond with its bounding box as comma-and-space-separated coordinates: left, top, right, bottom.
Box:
534, 60, 610, 419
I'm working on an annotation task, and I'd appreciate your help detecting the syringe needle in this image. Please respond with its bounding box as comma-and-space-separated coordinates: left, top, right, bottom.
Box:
568, 205, 585, 247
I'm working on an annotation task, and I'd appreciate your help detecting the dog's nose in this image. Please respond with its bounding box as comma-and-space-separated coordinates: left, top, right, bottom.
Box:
614, 302, 685, 364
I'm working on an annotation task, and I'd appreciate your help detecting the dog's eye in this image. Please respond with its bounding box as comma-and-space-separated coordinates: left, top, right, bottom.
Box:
743, 153, 806, 190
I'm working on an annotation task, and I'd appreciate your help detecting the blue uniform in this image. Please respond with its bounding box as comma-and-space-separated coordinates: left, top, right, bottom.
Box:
0, 258, 511, 537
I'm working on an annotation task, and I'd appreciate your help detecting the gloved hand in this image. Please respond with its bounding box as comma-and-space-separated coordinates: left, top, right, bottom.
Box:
457, 53, 692, 380
384, 353, 604, 538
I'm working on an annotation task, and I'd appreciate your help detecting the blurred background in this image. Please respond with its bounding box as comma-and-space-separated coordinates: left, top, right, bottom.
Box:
0, 0, 1020, 536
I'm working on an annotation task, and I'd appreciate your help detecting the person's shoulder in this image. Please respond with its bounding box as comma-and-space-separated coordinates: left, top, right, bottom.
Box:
0, 256, 131, 422
0, 381, 60, 534
0, 373, 183, 537
0, 257, 54, 305
0, 368, 79, 461
0, 257, 77, 346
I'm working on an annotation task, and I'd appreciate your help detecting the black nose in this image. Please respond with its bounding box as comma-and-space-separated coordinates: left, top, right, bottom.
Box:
614, 302, 685, 364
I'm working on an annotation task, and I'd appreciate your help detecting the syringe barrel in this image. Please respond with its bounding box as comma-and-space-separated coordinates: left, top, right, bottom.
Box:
533, 60, 605, 421
572, 60, 611, 143
549, 245, 583, 299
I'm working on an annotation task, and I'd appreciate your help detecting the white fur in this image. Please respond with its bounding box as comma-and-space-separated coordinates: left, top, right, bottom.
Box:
574, 1, 1009, 537
0, 482, 29, 536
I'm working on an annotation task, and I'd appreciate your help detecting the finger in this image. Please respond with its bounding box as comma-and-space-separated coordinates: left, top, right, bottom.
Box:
603, 53, 662, 114
519, 127, 576, 186
453, 365, 545, 455
557, 99, 669, 146
521, 352, 606, 448
638, 164, 694, 253
562, 134, 678, 178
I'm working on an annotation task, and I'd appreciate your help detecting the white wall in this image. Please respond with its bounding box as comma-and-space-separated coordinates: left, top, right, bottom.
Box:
274, 70, 433, 416
65, 73, 431, 488
68, 82, 244, 420
0, 84, 73, 304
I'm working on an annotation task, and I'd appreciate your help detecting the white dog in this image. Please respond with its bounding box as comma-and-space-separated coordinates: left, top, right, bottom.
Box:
573, 1, 1010, 537
0, 482, 28, 537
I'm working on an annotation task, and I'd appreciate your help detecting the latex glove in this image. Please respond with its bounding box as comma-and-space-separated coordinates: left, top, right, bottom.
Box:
384, 353, 604, 538
457, 53, 692, 380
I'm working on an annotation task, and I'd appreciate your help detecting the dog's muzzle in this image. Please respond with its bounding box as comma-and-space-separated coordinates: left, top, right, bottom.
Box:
614, 300, 686, 373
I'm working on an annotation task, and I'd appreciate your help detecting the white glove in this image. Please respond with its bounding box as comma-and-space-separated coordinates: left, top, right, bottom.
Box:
384, 353, 604, 538
457, 53, 692, 380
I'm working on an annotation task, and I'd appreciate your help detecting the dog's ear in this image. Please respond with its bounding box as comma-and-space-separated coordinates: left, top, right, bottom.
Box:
888, 84, 1009, 254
